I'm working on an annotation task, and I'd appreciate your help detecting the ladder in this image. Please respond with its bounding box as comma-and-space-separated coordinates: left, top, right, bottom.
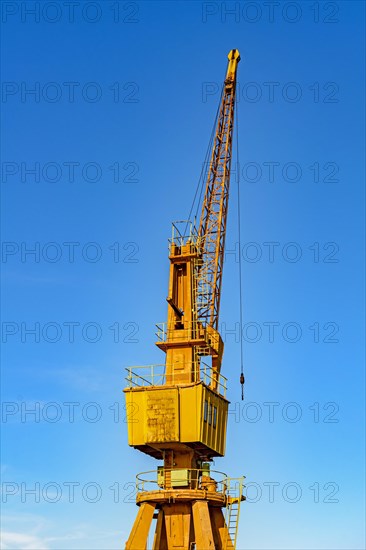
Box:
224, 477, 245, 549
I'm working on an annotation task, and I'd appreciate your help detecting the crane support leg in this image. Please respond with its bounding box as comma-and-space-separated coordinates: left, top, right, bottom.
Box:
210, 507, 234, 549
152, 510, 168, 550
125, 502, 156, 550
192, 501, 215, 549
164, 503, 192, 549
125, 496, 240, 550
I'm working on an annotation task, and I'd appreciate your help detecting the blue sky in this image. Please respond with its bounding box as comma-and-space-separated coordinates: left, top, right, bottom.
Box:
1, 1, 365, 549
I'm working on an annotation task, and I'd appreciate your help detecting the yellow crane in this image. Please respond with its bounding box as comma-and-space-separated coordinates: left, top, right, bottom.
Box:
124, 49, 244, 549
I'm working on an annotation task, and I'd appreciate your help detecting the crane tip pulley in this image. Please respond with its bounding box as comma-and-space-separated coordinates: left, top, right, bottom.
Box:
228, 48, 241, 60
226, 49, 241, 83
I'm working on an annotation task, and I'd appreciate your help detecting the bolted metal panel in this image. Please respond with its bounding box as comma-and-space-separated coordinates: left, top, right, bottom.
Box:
125, 383, 228, 457
145, 388, 179, 443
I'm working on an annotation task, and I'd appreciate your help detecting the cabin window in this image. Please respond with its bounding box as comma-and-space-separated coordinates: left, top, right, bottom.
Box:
204, 400, 208, 422
208, 404, 212, 425
213, 406, 217, 428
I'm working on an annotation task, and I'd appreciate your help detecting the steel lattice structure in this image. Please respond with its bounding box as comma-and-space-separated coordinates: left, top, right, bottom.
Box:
197, 49, 240, 330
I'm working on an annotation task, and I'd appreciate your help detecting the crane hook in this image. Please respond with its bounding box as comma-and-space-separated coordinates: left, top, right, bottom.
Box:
240, 372, 245, 401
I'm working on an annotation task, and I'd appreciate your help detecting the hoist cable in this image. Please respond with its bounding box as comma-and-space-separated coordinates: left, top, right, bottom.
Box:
235, 95, 245, 400
194, 86, 224, 225
185, 84, 224, 235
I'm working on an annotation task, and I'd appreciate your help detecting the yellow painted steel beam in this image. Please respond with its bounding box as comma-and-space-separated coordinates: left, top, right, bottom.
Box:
210, 507, 234, 549
192, 500, 215, 549
164, 503, 192, 549
152, 510, 168, 550
125, 502, 156, 550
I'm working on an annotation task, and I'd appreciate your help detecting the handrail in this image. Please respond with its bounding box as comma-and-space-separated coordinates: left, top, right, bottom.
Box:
134, 468, 245, 504
155, 321, 221, 349
168, 220, 200, 249
135, 467, 230, 493
125, 362, 227, 397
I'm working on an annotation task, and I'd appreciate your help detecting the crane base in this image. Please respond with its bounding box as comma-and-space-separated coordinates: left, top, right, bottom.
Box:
125, 490, 235, 549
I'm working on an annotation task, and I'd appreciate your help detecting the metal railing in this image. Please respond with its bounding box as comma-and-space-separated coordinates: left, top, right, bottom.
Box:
155, 321, 221, 350
169, 220, 200, 249
125, 361, 227, 397
135, 467, 229, 493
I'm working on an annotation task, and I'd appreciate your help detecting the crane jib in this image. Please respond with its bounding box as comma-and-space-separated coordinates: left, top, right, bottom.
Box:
197, 49, 240, 330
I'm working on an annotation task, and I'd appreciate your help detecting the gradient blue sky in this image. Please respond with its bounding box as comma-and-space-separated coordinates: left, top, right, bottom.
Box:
1, 1, 365, 549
